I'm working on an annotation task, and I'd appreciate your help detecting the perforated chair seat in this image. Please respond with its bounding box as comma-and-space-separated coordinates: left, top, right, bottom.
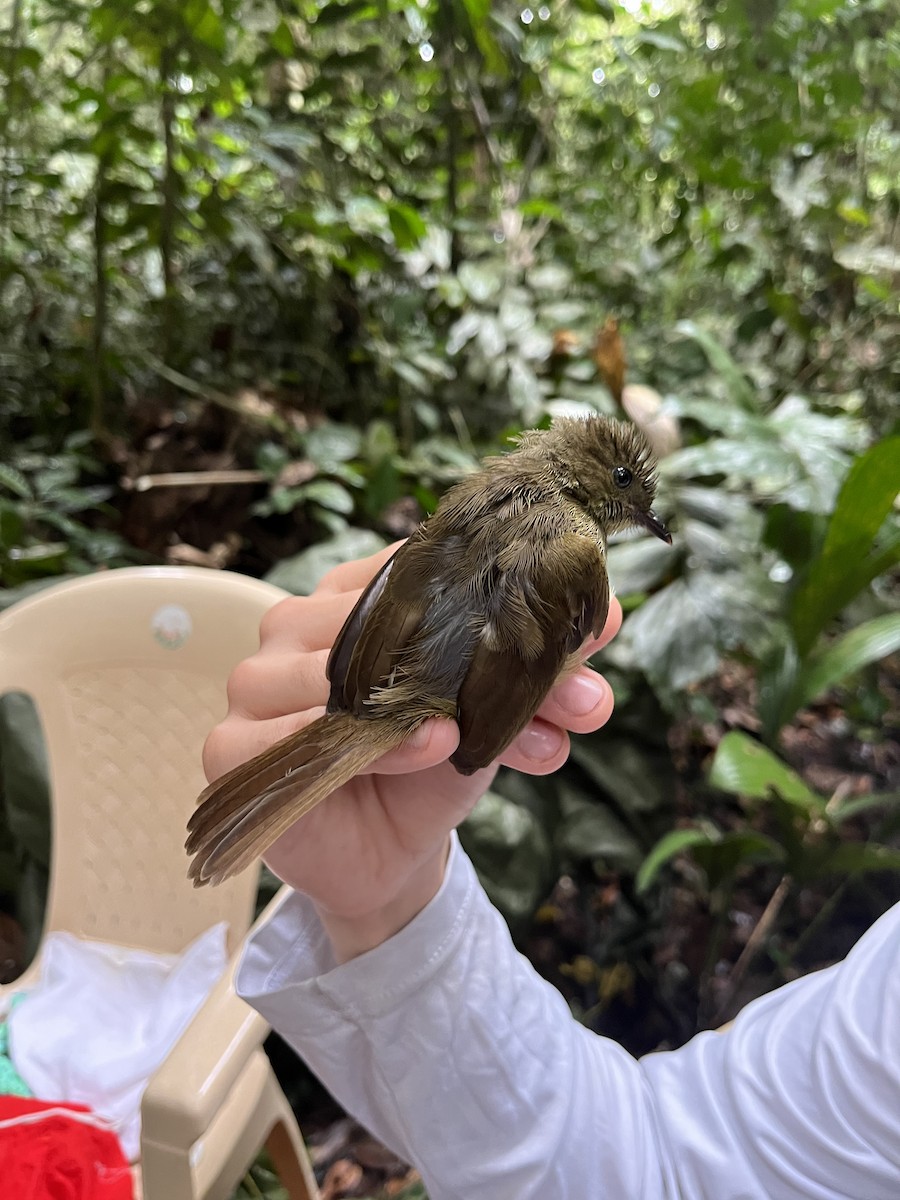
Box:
0, 567, 319, 1200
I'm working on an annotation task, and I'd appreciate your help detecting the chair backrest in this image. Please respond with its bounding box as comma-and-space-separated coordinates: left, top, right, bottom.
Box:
0, 566, 287, 959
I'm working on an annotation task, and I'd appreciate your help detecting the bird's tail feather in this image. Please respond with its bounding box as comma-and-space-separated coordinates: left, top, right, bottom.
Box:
186, 713, 400, 886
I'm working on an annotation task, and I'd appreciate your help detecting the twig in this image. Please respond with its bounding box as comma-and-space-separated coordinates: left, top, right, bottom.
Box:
710, 873, 793, 1028
122, 469, 267, 493
138, 354, 285, 426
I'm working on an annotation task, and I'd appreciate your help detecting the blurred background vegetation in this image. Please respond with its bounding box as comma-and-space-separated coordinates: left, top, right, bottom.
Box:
0, 0, 898, 1194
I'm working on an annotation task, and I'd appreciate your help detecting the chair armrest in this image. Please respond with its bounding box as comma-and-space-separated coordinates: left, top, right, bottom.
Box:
142, 884, 296, 1146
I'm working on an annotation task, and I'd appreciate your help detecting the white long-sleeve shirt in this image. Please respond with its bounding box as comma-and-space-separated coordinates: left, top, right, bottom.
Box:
237, 835, 900, 1200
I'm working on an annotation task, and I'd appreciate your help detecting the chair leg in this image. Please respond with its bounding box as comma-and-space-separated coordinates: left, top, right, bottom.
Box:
140, 1141, 197, 1200
265, 1116, 320, 1200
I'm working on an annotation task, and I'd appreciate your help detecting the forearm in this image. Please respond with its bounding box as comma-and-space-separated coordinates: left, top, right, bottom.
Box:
237, 836, 664, 1199
238, 835, 900, 1200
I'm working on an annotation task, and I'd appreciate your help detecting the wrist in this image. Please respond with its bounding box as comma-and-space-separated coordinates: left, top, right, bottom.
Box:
315, 838, 451, 963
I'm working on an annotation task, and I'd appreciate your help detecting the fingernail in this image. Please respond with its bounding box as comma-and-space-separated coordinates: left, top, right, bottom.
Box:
517, 722, 564, 762
557, 672, 609, 716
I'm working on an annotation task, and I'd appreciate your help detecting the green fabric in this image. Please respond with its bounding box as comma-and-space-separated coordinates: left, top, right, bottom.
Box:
0, 993, 32, 1097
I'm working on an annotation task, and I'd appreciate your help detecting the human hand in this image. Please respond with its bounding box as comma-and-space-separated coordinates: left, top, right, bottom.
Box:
203, 543, 621, 960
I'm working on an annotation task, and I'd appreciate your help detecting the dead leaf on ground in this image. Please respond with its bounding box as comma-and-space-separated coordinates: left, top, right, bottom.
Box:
320, 1158, 363, 1199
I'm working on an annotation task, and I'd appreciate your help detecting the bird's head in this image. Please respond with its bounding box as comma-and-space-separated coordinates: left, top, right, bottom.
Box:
521, 416, 672, 543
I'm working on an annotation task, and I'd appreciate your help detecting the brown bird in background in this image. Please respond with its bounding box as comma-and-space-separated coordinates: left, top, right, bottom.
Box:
592, 317, 627, 407
187, 416, 671, 886
592, 317, 681, 459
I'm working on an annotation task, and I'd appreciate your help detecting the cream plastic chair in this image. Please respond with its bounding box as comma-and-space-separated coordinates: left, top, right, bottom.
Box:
0, 566, 320, 1200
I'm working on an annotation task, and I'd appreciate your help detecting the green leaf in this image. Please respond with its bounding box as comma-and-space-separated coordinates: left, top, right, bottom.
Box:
270, 18, 295, 58
388, 203, 427, 250
829, 791, 900, 826
796, 614, 900, 710
757, 630, 800, 743
763, 503, 824, 572
790, 437, 900, 654
636, 827, 716, 893
817, 842, 900, 877
638, 30, 685, 52
264, 528, 387, 595
606, 536, 675, 596
571, 0, 615, 17
692, 831, 785, 890
460, 790, 551, 924
833, 241, 900, 275
569, 733, 669, 815
620, 568, 773, 696
0, 464, 31, 499
301, 480, 355, 514
0, 505, 24, 549
673, 321, 757, 409
460, 0, 510, 76
555, 797, 644, 869
304, 424, 363, 470
709, 731, 824, 812
313, 0, 378, 27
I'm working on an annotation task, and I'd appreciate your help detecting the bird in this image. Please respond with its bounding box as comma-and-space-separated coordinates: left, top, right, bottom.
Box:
186, 416, 671, 886
592, 317, 681, 459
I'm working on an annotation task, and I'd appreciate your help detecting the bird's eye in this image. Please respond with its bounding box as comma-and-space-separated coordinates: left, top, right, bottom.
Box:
612, 466, 633, 489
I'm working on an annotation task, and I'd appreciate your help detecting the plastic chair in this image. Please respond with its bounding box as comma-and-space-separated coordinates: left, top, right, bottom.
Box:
0, 566, 320, 1200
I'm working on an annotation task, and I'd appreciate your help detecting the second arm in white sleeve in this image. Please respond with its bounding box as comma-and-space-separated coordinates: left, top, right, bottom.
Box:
238, 835, 900, 1200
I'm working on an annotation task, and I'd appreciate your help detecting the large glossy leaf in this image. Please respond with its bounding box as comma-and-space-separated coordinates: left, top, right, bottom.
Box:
304, 424, 363, 470
301, 479, 356, 514
555, 792, 644, 870
264, 528, 386, 595
620, 568, 773, 695
796, 614, 900, 709
568, 734, 670, 815
605, 534, 676, 596
460, 790, 551, 924
709, 730, 824, 812
790, 437, 900, 654
663, 397, 864, 514
673, 321, 757, 409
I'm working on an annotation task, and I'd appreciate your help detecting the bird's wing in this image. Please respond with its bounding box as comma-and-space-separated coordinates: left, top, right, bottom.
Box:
326, 533, 473, 717
451, 530, 609, 774
326, 547, 398, 711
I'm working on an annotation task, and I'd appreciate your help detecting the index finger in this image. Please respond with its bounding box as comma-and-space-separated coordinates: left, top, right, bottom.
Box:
315, 540, 406, 596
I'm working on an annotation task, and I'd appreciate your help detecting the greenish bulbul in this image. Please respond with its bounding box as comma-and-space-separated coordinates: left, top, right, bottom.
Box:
187, 415, 671, 886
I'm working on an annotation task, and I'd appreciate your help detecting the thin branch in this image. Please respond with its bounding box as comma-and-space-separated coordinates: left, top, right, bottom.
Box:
123, 469, 267, 493
709, 874, 793, 1028
137, 354, 286, 427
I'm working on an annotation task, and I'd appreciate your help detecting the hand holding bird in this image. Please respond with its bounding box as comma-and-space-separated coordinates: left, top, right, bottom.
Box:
188, 416, 670, 888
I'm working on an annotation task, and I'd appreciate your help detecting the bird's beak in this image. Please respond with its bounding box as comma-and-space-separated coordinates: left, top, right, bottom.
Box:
636, 509, 672, 544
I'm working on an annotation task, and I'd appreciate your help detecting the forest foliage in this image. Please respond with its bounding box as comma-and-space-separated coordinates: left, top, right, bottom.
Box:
1, 0, 899, 1081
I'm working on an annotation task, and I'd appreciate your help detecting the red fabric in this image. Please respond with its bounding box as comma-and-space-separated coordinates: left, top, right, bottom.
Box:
0, 1096, 133, 1200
